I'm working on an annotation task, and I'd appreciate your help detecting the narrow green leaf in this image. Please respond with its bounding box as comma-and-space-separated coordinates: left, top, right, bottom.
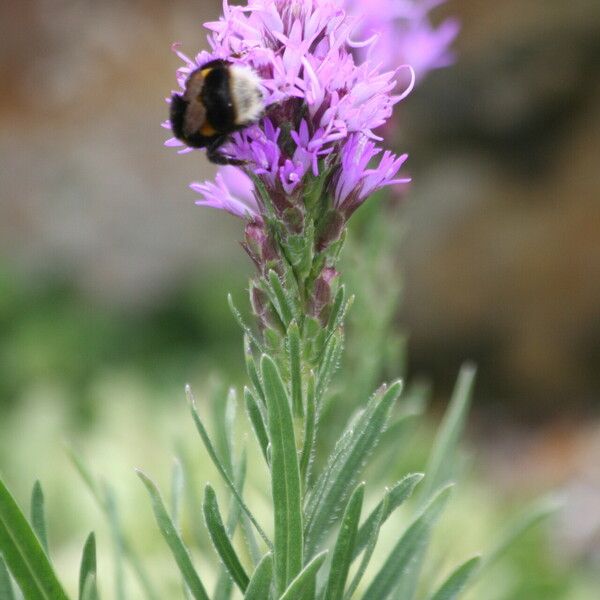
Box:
66, 447, 102, 505
326, 285, 346, 335
268, 270, 294, 326
203, 485, 249, 593
171, 459, 185, 530
240, 513, 263, 570
344, 492, 389, 600
0, 556, 16, 600
304, 381, 402, 555
244, 553, 273, 600
324, 294, 352, 358
281, 261, 304, 308
353, 473, 424, 560
244, 335, 266, 407
227, 450, 248, 539
316, 329, 344, 401
323, 483, 365, 600
420, 365, 476, 501
244, 387, 269, 465
67, 447, 158, 600
393, 543, 425, 600
481, 496, 558, 571
299, 371, 317, 491
261, 354, 304, 595
187, 385, 272, 550
0, 477, 69, 600
428, 556, 480, 600
79, 533, 97, 600
288, 321, 304, 418
323, 291, 353, 352
232, 440, 260, 572
214, 450, 249, 600
362, 486, 453, 600
212, 387, 237, 478
137, 471, 210, 600
279, 552, 328, 600
80, 574, 99, 600
30, 481, 48, 554
102, 485, 125, 599
175, 442, 205, 550
303, 315, 322, 344
228, 294, 264, 353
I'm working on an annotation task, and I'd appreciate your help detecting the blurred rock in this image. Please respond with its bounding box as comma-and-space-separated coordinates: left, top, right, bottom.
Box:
400, 0, 600, 415
0, 0, 245, 308
476, 416, 600, 566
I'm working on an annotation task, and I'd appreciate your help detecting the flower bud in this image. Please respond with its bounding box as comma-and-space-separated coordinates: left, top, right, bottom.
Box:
250, 284, 269, 317
316, 210, 345, 251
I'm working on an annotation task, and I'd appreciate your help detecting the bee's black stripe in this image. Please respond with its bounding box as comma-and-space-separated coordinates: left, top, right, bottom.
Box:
202, 66, 236, 132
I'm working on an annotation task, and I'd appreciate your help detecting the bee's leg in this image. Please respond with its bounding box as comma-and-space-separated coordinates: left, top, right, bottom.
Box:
206, 136, 246, 166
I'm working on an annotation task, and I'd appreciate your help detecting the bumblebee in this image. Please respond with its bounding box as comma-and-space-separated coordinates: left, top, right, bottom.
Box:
170, 59, 263, 165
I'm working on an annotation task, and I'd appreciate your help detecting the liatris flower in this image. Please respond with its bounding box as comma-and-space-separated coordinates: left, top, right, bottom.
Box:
166, 0, 411, 224
347, 0, 459, 82
166, 0, 412, 336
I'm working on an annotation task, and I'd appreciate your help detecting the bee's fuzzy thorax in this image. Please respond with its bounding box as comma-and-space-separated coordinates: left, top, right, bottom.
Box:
229, 65, 264, 125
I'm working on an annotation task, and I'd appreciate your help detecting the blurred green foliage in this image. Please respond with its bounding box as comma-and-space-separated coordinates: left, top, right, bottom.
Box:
0, 264, 249, 421
0, 254, 598, 599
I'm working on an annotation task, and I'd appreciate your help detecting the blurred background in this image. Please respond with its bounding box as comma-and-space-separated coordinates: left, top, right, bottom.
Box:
1, 0, 599, 598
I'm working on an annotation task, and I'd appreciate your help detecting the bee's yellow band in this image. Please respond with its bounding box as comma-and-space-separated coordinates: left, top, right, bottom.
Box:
200, 123, 218, 137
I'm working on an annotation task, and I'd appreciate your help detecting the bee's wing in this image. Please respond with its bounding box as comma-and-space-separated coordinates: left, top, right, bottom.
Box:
183, 100, 207, 137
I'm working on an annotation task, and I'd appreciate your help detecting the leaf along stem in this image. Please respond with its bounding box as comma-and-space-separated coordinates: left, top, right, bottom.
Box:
187, 385, 273, 551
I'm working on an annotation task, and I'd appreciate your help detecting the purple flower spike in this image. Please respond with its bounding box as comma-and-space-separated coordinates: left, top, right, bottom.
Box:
167, 0, 411, 226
